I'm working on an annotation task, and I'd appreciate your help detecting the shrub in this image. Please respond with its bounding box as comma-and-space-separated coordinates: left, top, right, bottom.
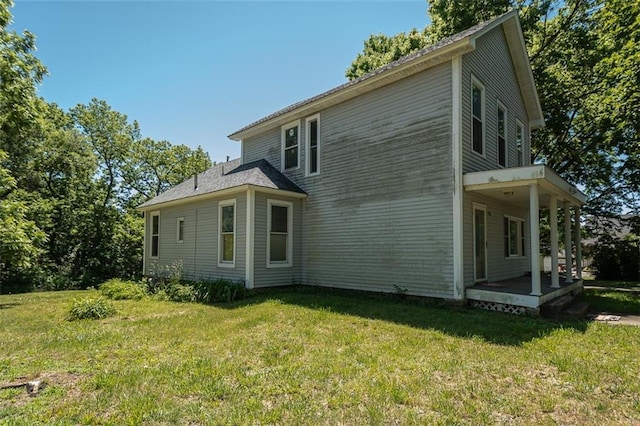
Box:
166, 283, 196, 303
67, 297, 117, 321
100, 279, 147, 300
193, 279, 247, 303
592, 237, 640, 281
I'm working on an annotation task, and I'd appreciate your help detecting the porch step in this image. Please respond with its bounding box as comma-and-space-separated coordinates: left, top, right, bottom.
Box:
540, 293, 590, 320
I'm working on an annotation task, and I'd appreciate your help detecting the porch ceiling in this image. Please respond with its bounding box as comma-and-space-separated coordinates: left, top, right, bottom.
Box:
463, 165, 586, 209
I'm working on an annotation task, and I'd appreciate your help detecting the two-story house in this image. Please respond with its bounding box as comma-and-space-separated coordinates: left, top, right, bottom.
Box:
137, 10, 586, 314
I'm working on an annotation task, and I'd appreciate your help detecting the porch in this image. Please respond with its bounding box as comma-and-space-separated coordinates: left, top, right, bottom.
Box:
463, 165, 587, 310
466, 275, 583, 311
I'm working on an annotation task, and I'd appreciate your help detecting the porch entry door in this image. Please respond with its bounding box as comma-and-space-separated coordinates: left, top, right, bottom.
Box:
473, 205, 488, 282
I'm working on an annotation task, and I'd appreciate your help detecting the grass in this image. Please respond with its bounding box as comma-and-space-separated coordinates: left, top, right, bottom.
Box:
583, 280, 640, 314
1, 288, 639, 424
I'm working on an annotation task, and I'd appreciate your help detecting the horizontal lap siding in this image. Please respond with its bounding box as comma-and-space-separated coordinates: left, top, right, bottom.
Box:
461, 27, 530, 173
144, 194, 246, 283
463, 192, 529, 285
253, 192, 302, 287
243, 63, 455, 297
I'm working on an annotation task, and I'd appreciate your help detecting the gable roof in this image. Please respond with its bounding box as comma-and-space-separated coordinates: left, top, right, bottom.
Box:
136, 159, 306, 211
229, 9, 543, 141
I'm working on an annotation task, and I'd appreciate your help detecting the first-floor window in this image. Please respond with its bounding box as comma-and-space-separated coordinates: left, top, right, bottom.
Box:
219, 200, 236, 266
267, 200, 292, 267
151, 211, 160, 258
504, 216, 525, 257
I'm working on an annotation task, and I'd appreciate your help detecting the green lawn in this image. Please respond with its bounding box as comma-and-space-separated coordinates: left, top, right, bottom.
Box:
1, 288, 639, 425
583, 280, 640, 314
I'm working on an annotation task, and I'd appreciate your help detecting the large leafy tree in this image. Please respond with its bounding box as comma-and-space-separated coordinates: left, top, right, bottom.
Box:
347, 0, 639, 214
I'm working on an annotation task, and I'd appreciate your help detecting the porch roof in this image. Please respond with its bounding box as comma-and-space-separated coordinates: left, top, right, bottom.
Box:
463, 165, 586, 208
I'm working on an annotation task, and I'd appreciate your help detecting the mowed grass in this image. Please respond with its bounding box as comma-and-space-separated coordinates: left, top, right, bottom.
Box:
1, 289, 639, 425
583, 280, 640, 314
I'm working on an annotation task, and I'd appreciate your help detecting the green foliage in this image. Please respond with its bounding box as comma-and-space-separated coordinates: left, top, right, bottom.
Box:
192, 278, 247, 303
66, 296, 116, 320
166, 283, 196, 303
592, 237, 640, 281
100, 278, 147, 300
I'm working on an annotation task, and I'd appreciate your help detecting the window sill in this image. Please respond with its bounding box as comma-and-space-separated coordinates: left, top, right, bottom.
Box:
218, 262, 235, 269
266, 262, 292, 269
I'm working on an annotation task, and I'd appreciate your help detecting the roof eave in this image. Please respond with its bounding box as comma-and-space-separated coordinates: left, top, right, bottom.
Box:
136, 184, 307, 212
228, 38, 474, 142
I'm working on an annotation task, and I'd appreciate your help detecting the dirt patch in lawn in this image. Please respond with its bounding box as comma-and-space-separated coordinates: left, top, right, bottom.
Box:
0, 371, 86, 408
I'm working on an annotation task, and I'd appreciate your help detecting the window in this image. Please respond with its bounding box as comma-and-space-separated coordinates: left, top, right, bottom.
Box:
516, 120, 524, 166
151, 211, 160, 258
306, 115, 320, 176
504, 216, 525, 257
281, 121, 300, 170
219, 200, 236, 266
471, 78, 485, 155
267, 199, 292, 267
176, 217, 184, 243
497, 102, 507, 167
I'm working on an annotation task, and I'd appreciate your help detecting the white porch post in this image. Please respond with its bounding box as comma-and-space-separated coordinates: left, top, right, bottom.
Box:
574, 206, 583, 280
549, 195, 560, 288
564, 203, 573, 283
530, 183, 542, 296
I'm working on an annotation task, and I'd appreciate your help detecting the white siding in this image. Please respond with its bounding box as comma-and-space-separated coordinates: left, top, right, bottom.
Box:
143, 193, 247, 283
463, 192, 530, 286
244, 62, 455, 298
461, 26, 530, 173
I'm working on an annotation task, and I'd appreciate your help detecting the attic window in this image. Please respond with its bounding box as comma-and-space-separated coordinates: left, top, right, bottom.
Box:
281, 121, 300, 170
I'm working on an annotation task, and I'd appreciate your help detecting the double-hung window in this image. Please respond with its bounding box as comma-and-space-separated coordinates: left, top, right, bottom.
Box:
151, 211, 160, 258
267, 200, 292, 267
281, 121, 300, 170
516, 120, 524, 166
497, 102, 507, 167
219, 199, 236, 267
306, 115, 320, 176
504, 216, 526, 257
471, 78, 485, 155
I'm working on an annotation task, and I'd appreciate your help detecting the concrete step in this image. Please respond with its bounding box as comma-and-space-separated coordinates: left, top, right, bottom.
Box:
559, 301, 590, 320
540, 293, 574, 318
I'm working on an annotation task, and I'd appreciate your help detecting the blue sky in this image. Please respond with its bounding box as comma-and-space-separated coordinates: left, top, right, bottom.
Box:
11, 1, 429, 163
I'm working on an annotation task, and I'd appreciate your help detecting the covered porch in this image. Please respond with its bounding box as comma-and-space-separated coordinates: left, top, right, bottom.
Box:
463, 165, 587, 311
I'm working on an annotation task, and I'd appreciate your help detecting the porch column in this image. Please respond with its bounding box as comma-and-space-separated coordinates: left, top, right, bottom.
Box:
549, 195, 560, 288
564, 203, 573, 283
530, 183, 542, 296
574, 206, 583, 280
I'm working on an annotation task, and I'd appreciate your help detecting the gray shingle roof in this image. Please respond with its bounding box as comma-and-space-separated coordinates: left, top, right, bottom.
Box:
228, 10, 515, 139
137, 159, 306, 209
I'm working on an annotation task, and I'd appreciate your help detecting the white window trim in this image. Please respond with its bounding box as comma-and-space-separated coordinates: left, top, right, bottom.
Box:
150, 210, 160, 259
305, 114, 320, 176
471, 76, 486, 158
497, 100, 507, 168
281, 120, 301, 171
218, 199, 236, 268
504, 215, 525, 258
267, 199, 293, 268
176, 217, 184, 244
516, 119, 525, 166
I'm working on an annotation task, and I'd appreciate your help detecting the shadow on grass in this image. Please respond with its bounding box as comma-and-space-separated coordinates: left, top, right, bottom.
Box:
581, 289, 640, 315
219, 286, 588, 346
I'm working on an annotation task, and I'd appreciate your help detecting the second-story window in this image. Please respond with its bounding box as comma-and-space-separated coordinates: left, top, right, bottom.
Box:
497, 102, 506, 167
306, 115, 320, 176
282, 121, 300, 170
516, 120, 524, 166
472, 78, 484, 155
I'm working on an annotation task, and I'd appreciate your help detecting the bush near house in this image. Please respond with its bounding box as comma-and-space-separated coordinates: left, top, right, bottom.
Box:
100, 279, 148, 300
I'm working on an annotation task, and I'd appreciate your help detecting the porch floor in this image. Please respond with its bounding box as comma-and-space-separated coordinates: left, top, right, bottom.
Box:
466, 275, 583, 309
